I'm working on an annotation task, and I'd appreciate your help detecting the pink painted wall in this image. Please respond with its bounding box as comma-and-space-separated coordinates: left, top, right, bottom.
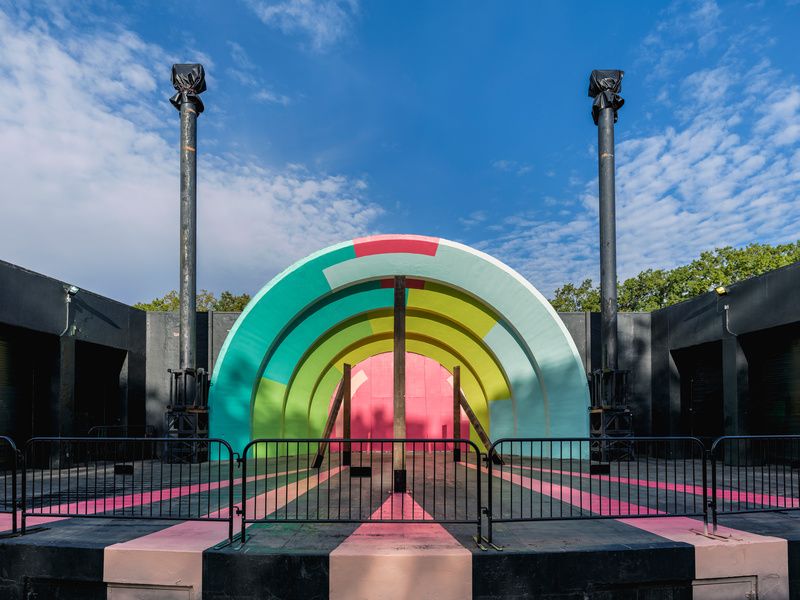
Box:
331, 352, 469, 444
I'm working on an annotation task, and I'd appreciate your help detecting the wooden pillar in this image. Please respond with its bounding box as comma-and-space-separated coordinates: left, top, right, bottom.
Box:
453, 366, 462, 462
393, 276, 407, 492
342, 363, 352, 466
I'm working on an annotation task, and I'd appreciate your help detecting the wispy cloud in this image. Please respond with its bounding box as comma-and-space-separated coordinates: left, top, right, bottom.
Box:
245, 0, 359, 51
0, 6, 379, 301
491, 159, 533, 176
477, 0, 800, 296
227, 41, 291, 105
458, 210, 488, 229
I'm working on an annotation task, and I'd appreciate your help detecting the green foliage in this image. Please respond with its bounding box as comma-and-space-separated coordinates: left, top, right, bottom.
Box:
550, 241, 800, 312
550, 279, 600, 312
134, 290, 252, 312
214, 291, 252, 311
133, 290, 179, 311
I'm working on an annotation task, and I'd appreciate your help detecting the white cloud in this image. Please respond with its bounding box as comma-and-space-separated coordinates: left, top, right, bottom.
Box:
0, 7, 379, 302
477, 1, 800, 296
458, 210, 487, 229
491, 159, 533, 176
253, 88, 291, 106
246, 0, 359, 51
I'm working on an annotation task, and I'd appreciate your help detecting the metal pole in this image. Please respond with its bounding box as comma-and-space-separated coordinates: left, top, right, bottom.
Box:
588, 70, 624, 372
342, 363, 352, 466
393, 276, 407, 492
598, 107, 617, 371
170, 64, 207, 372
453, 366, 461, 462
179, 102, 197, 370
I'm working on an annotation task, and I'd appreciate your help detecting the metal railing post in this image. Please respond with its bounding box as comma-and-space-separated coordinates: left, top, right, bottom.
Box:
702, 448, 709, 534
486, 444, 494, 544
20, 443, 27, 534
227, 444, 235, 542
11, 443, 18, 535
240, 443, 249, 544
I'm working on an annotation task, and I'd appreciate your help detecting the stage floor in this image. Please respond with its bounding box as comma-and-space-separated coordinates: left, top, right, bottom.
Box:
1, 456, 799, 599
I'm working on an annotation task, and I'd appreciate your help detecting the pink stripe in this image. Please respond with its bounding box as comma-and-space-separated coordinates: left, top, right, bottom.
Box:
107, 467, 343, 551
471, 463, 662, 516
329, 494, 471, 600
516, 464, 800, 508
353, 234, 439, 257
24, 466, 307, 518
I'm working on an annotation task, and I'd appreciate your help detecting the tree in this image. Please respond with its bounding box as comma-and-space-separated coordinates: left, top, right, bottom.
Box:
550, 279, 600, 312
133, 290, 179, 311
214, 291, 251, 311
134, 290, 252, 312
550, 241, 800, 312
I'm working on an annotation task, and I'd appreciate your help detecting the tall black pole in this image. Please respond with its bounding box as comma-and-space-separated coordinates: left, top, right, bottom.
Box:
588, 70, 624, 372
393, 275, 407, 492
170, 64, 206, 371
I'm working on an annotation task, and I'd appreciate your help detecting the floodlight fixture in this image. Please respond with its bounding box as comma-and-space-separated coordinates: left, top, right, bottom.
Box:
714, 285, 728, 296
170, 64, 207, 113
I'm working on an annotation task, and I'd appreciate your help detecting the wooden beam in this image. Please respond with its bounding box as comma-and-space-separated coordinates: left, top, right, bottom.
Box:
342, 363, 351, 466
393, 275, 406, 492
311, 377, 345, 469
459, 389, 504, 465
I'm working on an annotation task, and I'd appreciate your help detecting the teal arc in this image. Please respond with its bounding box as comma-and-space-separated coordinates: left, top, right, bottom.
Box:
208, 234, 590, 452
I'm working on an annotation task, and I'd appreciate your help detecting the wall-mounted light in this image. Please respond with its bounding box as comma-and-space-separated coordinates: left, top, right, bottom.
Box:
714, 285, 728, 296
61, 285, 80, 336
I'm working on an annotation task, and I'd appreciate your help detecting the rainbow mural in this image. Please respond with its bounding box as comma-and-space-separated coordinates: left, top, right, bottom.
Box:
209, 234, 589, 452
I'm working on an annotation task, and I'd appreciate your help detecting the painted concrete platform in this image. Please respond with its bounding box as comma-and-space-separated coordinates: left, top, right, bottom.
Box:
3, 458, 800, 599
1, 512, 799, 599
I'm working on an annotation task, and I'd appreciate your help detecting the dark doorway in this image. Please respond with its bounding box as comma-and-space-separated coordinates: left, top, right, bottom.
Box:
0, 323, 58, 441
673, 341, 724, 442
741, 322, 800, 435
75, 341, 127, 435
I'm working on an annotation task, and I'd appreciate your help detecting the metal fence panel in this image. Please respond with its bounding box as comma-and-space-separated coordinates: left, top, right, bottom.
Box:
710, 435, 800, 529
1, 436, 20, 534
486, 437, 707, 543
240, 438, 482, 542
22, 437, 235, 541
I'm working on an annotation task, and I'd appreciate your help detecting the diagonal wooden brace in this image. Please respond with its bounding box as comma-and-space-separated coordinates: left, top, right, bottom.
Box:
311, 375, 346, 469
459, 389, 504, 465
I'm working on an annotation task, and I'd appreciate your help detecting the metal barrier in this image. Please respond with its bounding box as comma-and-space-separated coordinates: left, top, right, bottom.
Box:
7, 434, 800, 545
22, 437, 236, 541
710, 435, 800, 530
486, 437, 707, 543
240, 438, 482, 543
1, 436, 20, 534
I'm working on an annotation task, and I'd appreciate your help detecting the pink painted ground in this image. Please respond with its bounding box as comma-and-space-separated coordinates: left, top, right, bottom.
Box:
332, 352, 469, 446
515, 463, 800, 508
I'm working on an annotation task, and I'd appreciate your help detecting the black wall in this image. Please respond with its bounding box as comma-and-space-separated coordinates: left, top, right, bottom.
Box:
650, 261, 800, 437
0, 260, 146, 441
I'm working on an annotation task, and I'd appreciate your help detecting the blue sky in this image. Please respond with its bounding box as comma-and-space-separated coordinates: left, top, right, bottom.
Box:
1, 0, 799, 302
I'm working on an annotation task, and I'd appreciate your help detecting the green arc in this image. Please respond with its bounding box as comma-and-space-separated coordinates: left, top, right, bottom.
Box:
209, 234, 590, 451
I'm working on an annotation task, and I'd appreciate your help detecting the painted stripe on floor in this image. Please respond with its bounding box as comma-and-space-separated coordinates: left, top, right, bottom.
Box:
514, 463, 799, 508
488, 463, 792, 597
24, 466, 307, 519
329, 493, 471, 600
0, 512, 65, 531
103, 468, 340, 600
473, 462, 662, 516
620, 517, 789, 599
